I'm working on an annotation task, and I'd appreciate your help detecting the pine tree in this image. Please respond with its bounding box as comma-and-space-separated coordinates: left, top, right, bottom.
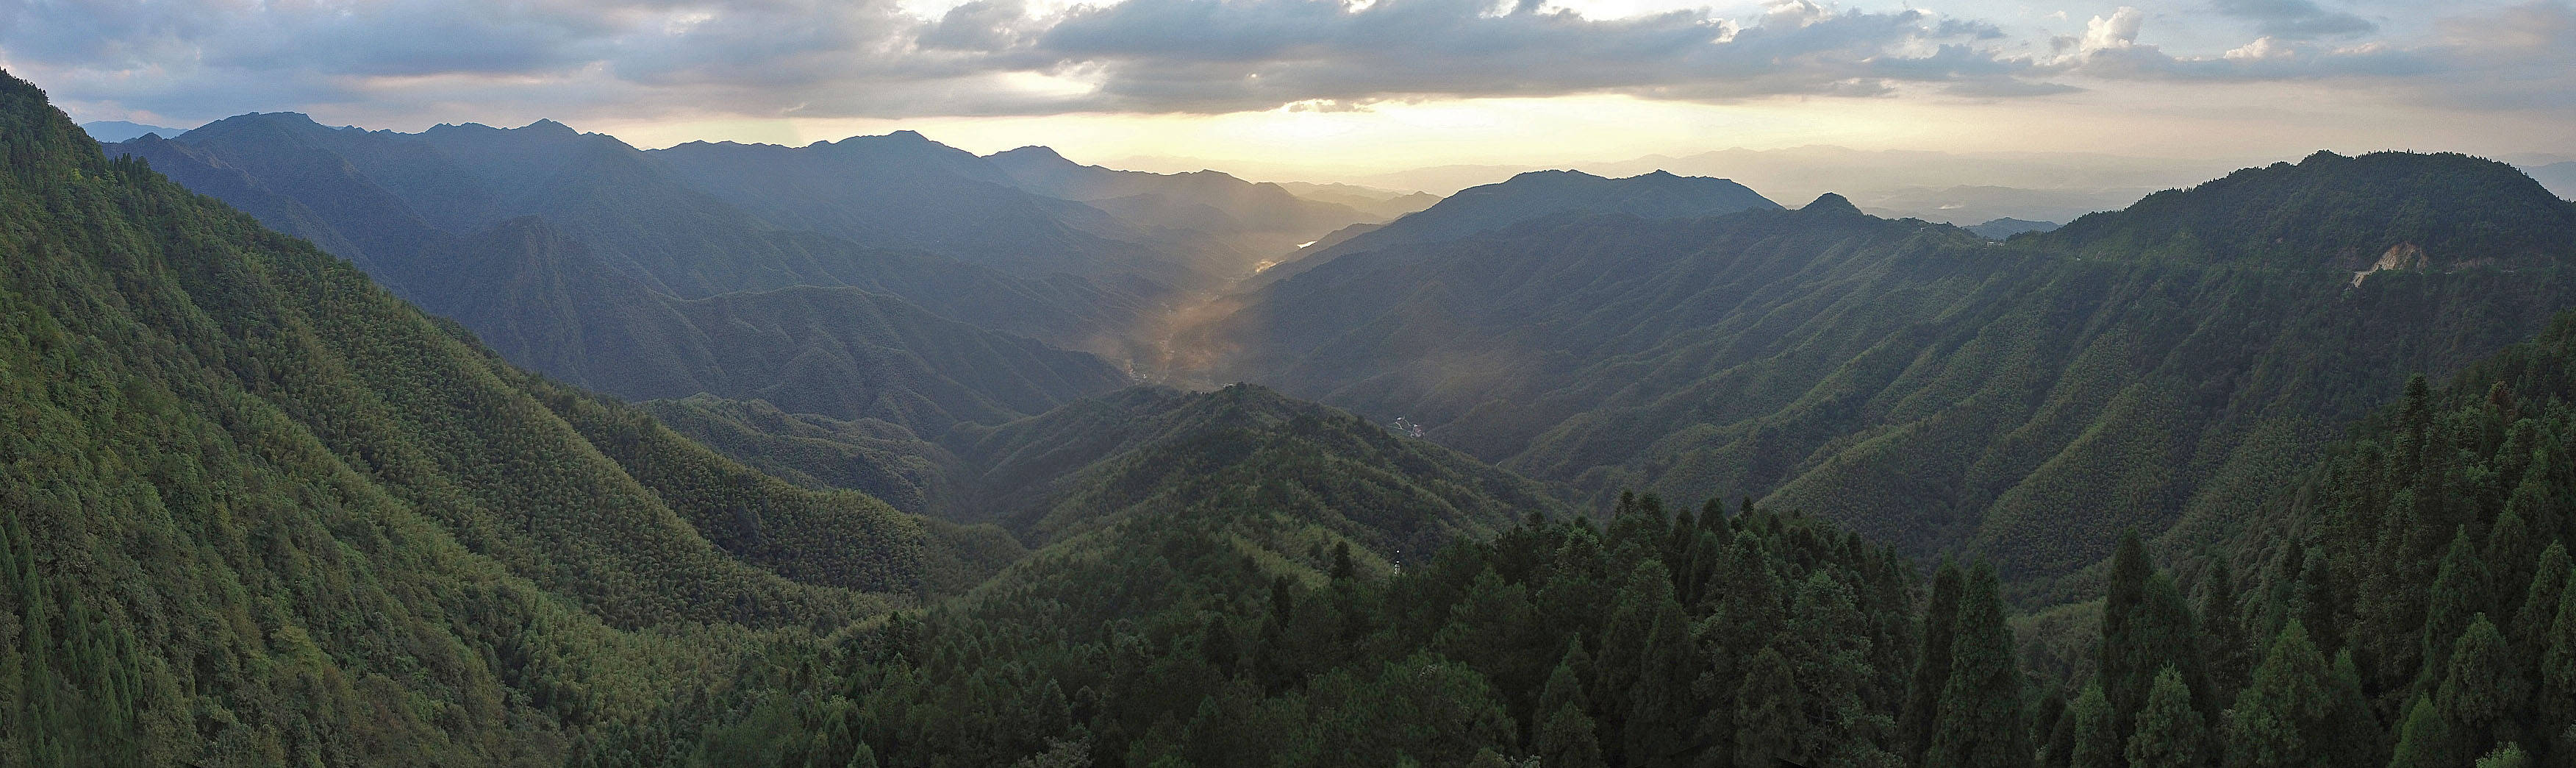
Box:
2101, 533, 2212, 739
2477, 744, 2531, 768
2386, 694, 2452, 768
2435, 616, 2522, 765
2225, 620, 2335, 768
2199, 562, 2252, 706
1736, 646, 1806, 768
2541, 568, 2576, 768
1904, 558, 1968, 767
2041, 693, 2078, 768
2070, 685, 2119, 768
2126, 666, 2208, 768
2418, 527, 2490, 691
1534, 643, 1608, 768
2325, 651, 2380, 768
1926, 563, 2030, 768
2513, 544, 2569, 661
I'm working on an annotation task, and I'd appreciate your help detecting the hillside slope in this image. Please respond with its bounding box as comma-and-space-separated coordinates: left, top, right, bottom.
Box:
1201, 153, 2576, 577
0, 71, 938, 766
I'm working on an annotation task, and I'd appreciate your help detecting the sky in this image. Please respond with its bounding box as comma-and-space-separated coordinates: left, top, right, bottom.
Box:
7, 0, 2571, 183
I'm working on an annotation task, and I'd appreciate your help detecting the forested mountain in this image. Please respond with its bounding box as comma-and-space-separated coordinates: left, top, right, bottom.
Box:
1251, 169, 1781, 285
26, 55, 2576, 768
0, 71, 961, 765
102, 113, 1153, 449
645, 135, 1209, 285
986, 146, 1381, 273
1196, 152, 2576, 578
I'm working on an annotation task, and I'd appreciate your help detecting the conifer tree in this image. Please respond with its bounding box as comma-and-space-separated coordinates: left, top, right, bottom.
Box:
2418, 527, 2490, 690
1903, 559, 1968, 767
2436, 616, 2522, 765
1534, 642, 1608, 768
2224, 620, 2334, 768
2541, 568, 2576, 768
2127, 666, 2208, 768
2199, 562, 2251, 705
2069, 685, 2119, 768
2475, 744, 2530, 768
2100, 534, 2211, 738
2386, 694, 2452, 768
1927, 563, 2029, 768
1736, 647, 1806, 768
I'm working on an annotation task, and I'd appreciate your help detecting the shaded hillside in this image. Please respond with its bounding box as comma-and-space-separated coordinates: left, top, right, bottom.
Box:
2203, 310, 2576, 768
107, 116, 1157, 344
938, 383, 1562, 550
1253, 168, 1780, 286
987, 146, 1381, 273
645, 134, 1205, 285
1276, 179, 1443, 220
0, 71, 938, 765
1200, 155, 2576, 577
106, 118, 1146, 441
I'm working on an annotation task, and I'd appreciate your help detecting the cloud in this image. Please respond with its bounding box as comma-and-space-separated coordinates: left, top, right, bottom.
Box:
2, 0, 2569, 125
1, 0, 2049, 121
2050, 1, 2576, 118
2211, 0, 2378, 40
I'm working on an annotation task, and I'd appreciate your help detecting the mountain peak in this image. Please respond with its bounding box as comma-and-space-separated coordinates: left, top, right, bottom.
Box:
520, 118, 576, 135
2042, 150, 2576, 268
1800, 193, 1861, 215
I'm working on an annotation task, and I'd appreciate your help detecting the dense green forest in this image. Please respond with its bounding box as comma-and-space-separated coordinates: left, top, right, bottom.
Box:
1195, 155, 2576, 582
15, 64, 2576, 767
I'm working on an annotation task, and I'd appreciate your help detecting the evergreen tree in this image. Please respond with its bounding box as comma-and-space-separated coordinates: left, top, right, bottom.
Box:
2101, 533, 2212, 739
2070, 685, 2119, 768
1904, 559, 1968, 767
2417, 527, 2490, 692
2541, 569, 2576, 768
2199, 562, 2252, 705
2126, 666, 2208, 768
1534, 643, 1608, 768
1926, 563, 2030, 768
2435, 616, 2522, 765
1736, 646, 1807, 768
2223, 620, 2334, 768
2477, 744, 2531, 768
2386, 694, 2452, 768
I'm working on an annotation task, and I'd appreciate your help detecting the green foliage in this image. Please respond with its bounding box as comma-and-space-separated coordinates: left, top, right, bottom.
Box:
1927, 563, 2031, 768
1198, 150, 2576, 580
2125, 667, 2209, 768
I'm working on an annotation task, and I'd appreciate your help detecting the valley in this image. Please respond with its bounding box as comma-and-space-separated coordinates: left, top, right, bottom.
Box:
12, 59, 2576, 768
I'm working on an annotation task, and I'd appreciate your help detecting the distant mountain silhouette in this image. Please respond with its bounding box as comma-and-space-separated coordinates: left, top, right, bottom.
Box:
1253, 168, 1780, 285
76, 118, 187, 141
987, 146, 1382, 275
1966, 217, 2058, 238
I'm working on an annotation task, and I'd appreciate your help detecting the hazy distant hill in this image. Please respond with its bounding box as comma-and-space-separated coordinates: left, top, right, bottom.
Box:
987, 146, 1382, 274
1200, 152, 2576, 577
1967, 217, 2059, 238
75, 118, 187, 141
1253, 168, 1781, 286
107, 114, 1146, 444
1273, 180, 1443, 220
2522, 160, 2576, 199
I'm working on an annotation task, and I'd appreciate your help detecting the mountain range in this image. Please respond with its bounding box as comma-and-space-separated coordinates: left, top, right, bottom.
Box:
1190, 150, 2576, 581
19, 65, 2576, 768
